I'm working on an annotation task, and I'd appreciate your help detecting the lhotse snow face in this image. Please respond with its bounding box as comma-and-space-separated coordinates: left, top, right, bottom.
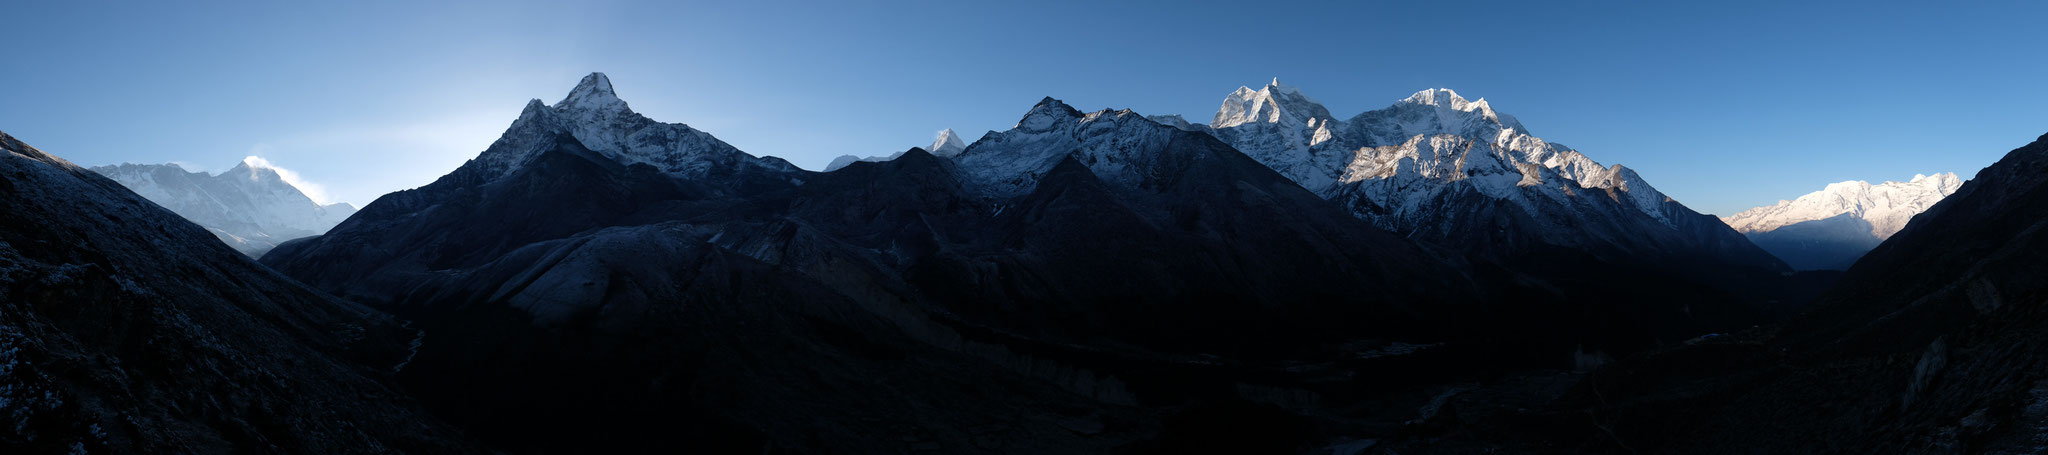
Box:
91, 159, 356, 257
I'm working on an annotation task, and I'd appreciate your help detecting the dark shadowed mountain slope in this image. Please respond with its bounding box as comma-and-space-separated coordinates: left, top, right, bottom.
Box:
1399, 132, 2048, 453
261, 75, 1577, 453
1183, 82, 1818, 355
1740, 213, 1885, 270
0, 131, 474, 453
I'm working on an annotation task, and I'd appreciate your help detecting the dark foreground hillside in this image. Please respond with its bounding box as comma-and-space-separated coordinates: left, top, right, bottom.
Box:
0, 131, 477, 453
1383, 132, 2048, 453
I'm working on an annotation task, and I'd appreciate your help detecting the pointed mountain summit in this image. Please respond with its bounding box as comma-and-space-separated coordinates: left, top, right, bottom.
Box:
1211, 78, 1338, 130
1203, 79, 1350, 193
466, 72, 794, 182
566, 72, 617, 98
1015, 96, 1084, 131
556, 72, 627, 113
927, 128, 967, 157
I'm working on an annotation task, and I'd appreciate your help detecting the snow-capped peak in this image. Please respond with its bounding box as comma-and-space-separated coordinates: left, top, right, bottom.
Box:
928, 129, 968, 157
1400, 88, 1468, 108
1722, 172, 1963, 239
556, 72, 629, 114
1267, 77, 1303, 96
467, 72, 793, 181
1017, 97, 1083, 132
226, 158, 283, 183
229, 155, 339, 206
235, 155, 289, 175
1395, 88, 1513, 125
1212, 78, 1336, 129
953, 97, 1197, 197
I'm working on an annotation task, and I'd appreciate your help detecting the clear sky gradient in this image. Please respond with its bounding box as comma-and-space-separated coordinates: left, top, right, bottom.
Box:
5, 1, 2044, 215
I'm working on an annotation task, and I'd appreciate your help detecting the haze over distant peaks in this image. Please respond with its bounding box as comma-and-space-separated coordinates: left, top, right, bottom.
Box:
823, 128, 972, 171
91, 158, 356, 257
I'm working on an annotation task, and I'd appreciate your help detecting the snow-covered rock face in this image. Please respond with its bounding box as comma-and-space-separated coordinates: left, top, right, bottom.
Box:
91, 160, 356, 256
470, 72, 793, 181
1177, 81, 1796, 271
1356, 88, 1526, 145
1212, 79, 1338, 130
1202, 83, 1675, 232
953, 97, 1189, 197
1203, 80, 1350, 193
928, 128, 968, 157
1724, 173, 1963, 239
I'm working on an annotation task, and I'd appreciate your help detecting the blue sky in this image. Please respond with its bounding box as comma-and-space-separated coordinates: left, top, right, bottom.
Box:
4, 1, 2044, 215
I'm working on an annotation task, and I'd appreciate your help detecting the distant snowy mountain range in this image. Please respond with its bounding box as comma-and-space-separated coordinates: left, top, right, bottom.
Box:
91, 158, 355, 257
1723, 173, 1962, 269
820, 78, 1782, 272
1166, 80, 1785, 272
824, 128, 969, 171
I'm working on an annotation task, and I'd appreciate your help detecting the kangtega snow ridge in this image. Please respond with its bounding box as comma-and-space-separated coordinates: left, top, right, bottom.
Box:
1723, 172, 1963, 239
1188, 80, 1782, 270
1204, 81, 1674, 228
